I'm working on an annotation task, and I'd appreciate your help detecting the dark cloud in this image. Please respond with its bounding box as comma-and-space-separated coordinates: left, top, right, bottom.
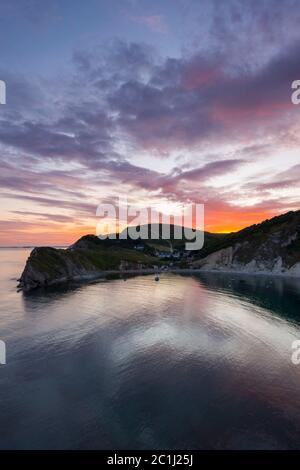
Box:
1, 33, 299, 169
108, 41, 300, 151
186, 0, 300, 72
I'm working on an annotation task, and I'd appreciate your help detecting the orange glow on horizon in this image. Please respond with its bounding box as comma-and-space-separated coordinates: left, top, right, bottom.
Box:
0, 209, 284, 247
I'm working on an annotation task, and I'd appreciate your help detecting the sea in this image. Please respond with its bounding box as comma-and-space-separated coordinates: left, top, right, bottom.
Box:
0, 248, 300, 449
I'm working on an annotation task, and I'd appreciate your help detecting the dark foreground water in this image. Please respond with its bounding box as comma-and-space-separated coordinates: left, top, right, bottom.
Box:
0, 248, 300, 449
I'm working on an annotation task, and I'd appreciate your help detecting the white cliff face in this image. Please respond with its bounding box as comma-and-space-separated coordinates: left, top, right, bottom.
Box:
194, 246, 233, 270
193, 249, 300, 277
272, 257, 283, 273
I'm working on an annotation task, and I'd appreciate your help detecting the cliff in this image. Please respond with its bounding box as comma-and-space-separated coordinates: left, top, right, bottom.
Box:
191, 210, 300, 276
18, 237, 161, 291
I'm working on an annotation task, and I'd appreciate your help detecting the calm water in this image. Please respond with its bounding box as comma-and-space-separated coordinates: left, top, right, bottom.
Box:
0, 248, 300, 449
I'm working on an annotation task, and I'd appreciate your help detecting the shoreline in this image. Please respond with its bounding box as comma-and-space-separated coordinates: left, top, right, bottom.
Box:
191, 267, 300, 279
75, 267, 300, 280
19, 266, 300, 292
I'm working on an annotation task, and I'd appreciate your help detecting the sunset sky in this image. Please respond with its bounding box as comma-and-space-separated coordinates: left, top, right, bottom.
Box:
0, 0, 300, 246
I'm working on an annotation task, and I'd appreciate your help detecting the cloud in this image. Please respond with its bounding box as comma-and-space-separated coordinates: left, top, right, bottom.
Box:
1, 192, 96, 216
108, 41, 300, 152
175, 159, 245, 182
1, 11, 300, 242
185, 0, 300, 72
245, 163, 300, 192
128, 14, 168, 33
11, 211, 76, 223
2, 35, 298, 162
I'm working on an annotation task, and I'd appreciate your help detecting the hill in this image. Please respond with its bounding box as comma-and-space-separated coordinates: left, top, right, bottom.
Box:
191, 210, 300, 275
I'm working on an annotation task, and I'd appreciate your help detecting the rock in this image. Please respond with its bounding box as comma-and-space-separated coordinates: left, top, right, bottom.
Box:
18, 237, 159, 292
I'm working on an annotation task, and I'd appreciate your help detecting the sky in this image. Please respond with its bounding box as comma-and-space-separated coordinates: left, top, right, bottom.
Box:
0, 0, 300, 246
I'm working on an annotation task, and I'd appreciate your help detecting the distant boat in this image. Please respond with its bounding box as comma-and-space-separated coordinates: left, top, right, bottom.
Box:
155, 274, 160, 281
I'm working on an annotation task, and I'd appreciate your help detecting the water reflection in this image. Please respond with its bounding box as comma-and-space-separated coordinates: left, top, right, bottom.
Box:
1, 249, 300, 449
196, 272, 300, 324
